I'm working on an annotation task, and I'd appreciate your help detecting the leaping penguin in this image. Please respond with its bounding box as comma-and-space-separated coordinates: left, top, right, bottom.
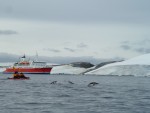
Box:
88, 82, 99, 87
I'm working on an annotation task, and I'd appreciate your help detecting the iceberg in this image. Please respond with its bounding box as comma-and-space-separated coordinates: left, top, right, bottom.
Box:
86, 53, 150, 76
51, 62, 94, 75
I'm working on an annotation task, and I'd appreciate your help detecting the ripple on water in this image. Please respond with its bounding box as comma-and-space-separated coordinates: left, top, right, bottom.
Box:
0, 75, 150, 113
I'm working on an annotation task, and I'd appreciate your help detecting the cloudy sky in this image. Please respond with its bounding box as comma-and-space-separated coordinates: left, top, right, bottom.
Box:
0, 0, 150, 63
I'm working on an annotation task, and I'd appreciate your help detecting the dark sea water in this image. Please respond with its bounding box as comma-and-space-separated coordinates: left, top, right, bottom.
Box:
0, 74, 150, 113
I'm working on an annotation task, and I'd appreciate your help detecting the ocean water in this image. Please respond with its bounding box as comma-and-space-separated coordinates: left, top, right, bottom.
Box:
0, 74, 150, 113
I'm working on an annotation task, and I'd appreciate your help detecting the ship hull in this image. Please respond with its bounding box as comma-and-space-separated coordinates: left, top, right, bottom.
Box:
3, 67, 52, 74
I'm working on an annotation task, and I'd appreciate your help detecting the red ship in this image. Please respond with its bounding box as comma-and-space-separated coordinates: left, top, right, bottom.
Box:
3, 55, 52, 74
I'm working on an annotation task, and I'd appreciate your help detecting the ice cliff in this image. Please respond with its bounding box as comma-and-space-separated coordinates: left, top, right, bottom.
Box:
86, 53, 150, 76
51, 62, 94, 75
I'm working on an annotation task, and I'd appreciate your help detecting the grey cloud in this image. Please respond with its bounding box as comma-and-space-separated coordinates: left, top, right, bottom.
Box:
43, 48, 60, 53
121, 41, 130, 44
0, 53, 18, 62
121, 39, 150, 54
39, 56, 101, 64
0, 52, 125, 65
0, 52, 101, 64
77, 43, 88, 48
134, 48, 150, 54
120, 41, 132, 50
64, 48, 75, 52
0, 0, 150, 24
0, 30, 18, 35
132, 38, 150, 53
137, 38, 150, 45
62, 42, 71, 46
120, 45, 131, 50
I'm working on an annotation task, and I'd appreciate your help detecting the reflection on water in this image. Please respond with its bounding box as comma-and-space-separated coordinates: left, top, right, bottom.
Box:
0, 74, 150, 113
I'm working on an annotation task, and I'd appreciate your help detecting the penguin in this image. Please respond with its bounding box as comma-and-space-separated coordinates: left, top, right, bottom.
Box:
88, 82, 99, 87
68, 81, 74, 84
50, 81, 57, 84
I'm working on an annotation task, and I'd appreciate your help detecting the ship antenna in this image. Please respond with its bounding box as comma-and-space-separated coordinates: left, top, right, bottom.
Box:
35, 51, 38, 61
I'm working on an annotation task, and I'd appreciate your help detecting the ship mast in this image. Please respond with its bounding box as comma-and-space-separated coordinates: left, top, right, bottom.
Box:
35, 52, 38, 61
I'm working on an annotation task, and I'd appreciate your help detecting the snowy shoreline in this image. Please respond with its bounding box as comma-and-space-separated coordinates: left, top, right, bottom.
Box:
1, 53, 150, 76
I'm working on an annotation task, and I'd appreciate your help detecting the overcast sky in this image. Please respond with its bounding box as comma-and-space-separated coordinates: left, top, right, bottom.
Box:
0, 0, 150, 63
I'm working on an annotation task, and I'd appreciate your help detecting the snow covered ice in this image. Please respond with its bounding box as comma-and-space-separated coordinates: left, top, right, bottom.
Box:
86, 53, 150, 76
